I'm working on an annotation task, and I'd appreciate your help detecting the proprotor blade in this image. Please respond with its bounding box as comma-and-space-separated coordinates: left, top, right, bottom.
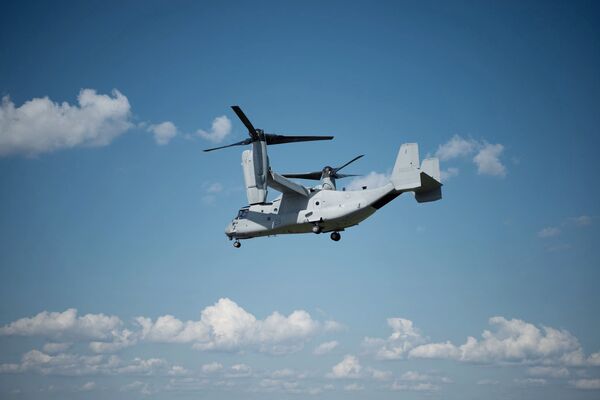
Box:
203, 138, 253, 152
282, 172, 323, 180
231, 105, 259, 140
265, 134, 334, 145
334, 154, 364, 172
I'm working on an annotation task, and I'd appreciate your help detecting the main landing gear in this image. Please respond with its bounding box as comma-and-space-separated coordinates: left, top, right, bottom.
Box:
233, 240, 241, 248
330, 231, 341, 242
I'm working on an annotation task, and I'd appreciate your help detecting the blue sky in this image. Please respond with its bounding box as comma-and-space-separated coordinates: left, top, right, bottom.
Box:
1, 0, 599, 398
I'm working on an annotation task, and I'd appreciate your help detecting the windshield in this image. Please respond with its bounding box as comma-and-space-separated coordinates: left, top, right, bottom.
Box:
236, 209, 248, 219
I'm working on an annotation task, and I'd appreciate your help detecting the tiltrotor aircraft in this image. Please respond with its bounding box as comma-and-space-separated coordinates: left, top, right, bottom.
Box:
205, 106, 442, 248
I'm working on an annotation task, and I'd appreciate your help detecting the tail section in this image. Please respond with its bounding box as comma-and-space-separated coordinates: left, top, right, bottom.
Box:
390, 143, 442, 203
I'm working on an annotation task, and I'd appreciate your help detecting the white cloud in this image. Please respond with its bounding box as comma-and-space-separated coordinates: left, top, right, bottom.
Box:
42, 342, 72, 354
515, 378, 547, 385
0, 308, 124, 343
538, 227, 561, 238
473, 143, 506, 177
526, 366, 569, 378
571, 215, 592, 227
435, 135, 478, 161
368, 368, 392, 381
390, 381, 439, 392
435, 135, 507, 177
570, 379, 600, 390
0, 350, 177, 377
197, 115, 232, 143
0, 89, 132, 156
0, 299, 330, 357
346, 172, 390, 190
148, 121, 177, 145
343, 383, 364, 391
440, 167, 459, 181
201, 362, 223, 374
365, 316, 600, 367
80, 381, 96, 391
362, 318, 426, 360
327, 355, 361, 379
314, 340, 339, 355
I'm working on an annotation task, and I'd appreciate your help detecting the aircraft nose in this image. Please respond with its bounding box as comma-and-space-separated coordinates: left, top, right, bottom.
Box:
225, 222, 235, 237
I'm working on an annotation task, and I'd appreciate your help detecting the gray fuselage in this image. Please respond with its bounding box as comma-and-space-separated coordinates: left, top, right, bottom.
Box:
225, 183, 399, 240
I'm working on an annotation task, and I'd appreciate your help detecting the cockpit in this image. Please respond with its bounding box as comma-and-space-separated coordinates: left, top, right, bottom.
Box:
236, 208, 249, 220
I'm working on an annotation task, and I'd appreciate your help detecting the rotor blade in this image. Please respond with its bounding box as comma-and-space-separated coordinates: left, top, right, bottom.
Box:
265, 133, 334, 145
203, 138, 252, 152
231, 105, 258, 140
334, 154, 364, 172
335, 173, 360, 178
282, 172, 323, 180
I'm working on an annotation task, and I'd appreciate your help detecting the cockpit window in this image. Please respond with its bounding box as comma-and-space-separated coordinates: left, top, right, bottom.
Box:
237, 209, 248, 219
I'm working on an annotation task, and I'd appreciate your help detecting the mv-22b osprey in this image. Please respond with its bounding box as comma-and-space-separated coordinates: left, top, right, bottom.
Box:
205, 106, 443, 248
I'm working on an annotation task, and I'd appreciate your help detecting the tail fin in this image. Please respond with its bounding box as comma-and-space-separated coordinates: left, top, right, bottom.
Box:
390, 143, 442, 203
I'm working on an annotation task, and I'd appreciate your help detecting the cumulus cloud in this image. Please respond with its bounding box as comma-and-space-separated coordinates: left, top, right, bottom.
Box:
362, 318, 426, 360
435, 135, 507, 177
473, 143, 506, 177
327, 355, 362, 379
440, 167, 459, 181
570, 379, 600, 390
196, 115, 232, 143
201, 362, 223, 374
346, 172, 390, 190
364, 316, 600, 367
570, 215, 592, 227
526, 366, 569, 378
148, 121, 177, 145
1, 299, 335, 356
0, 350, 178, 377
314, 340, 339, 355
435, 136, 478, 161
0, 308, 123, 342
538, 227, 561, 238
0, 89, 132, 156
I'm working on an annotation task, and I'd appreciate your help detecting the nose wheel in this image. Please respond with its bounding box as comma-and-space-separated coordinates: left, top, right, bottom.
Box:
330, 232, 341, 241
233, 240, 241, 248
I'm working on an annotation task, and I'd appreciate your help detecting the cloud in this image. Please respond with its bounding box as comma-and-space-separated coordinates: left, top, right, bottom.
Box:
1, 299, 334, 356
343, 383, 364, 391
197, 115, 232, 143
570, 215, 592, 227
435, 135, 478, 161
314, 340, 339, 355
0, 350, 179, 377
435, 135, 507, 177
473, 143, 506, 177
346, 172, 390, 190
538, 227, 561, 238
526, 366, 569, 378
390, 381, 439, 392
327, 355, 362, 379
364, 316, 600, 367
0, 89, 132, 156
362, 318, 426, 360
201, 362, 223, 374
440, 167, 459, 181
139, 298, 324, 354
570, 379, 600, 390
80, 381, 96, 391
0, 308, 123, 341
42, 342, 72, 354
148, 121, 177, 145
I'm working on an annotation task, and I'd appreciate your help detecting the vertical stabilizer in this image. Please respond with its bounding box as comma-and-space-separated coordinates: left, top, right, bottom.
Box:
391, 143, 421, 191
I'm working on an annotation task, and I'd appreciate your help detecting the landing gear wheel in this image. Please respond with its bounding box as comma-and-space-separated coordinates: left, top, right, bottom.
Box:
233, 240, 241, 248
312, 225, 322, 234
330, 232, 341, 241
